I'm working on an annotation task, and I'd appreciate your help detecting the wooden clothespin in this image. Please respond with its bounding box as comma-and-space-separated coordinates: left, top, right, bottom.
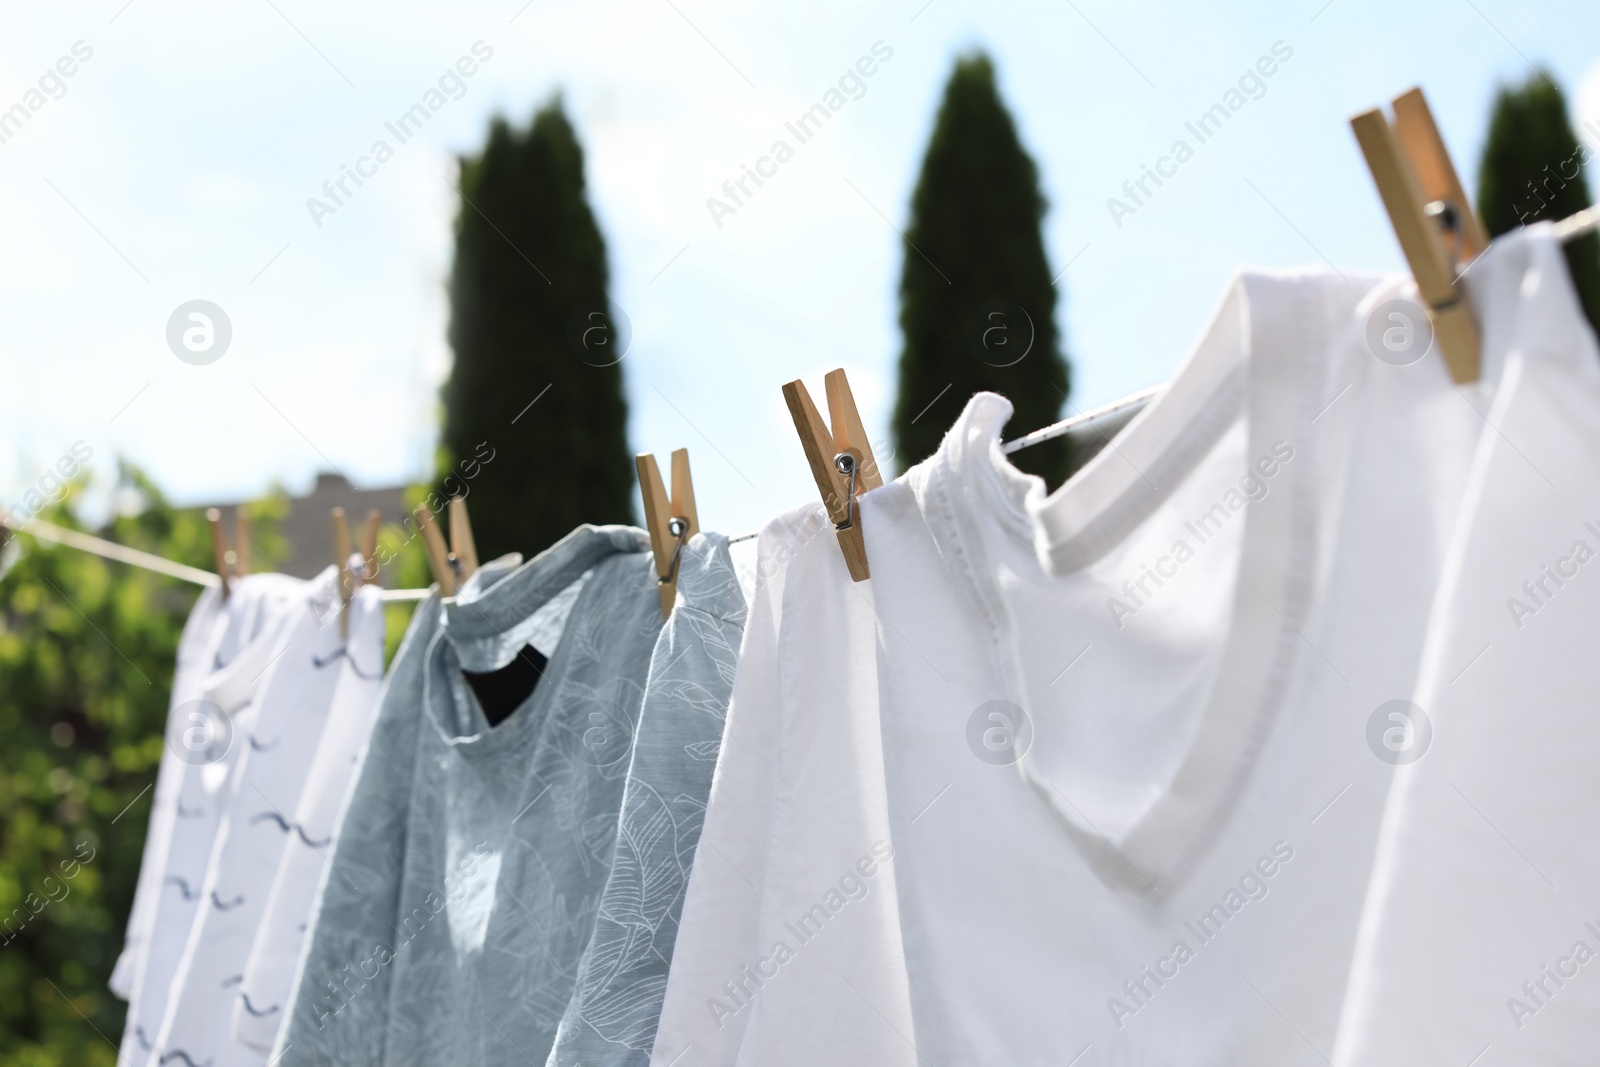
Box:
449, 497, 479, 583
414, 497, 478, 597
206, 507, 251, 600
782, 368, 883, 581
637, 448, 699, 616
206, 508, 232, 601
1390, 89, 1488, 262
332, 507, 353, 637
1352, 87, 1484, 383
358, 508, 381, 585
415, 502, 453, 596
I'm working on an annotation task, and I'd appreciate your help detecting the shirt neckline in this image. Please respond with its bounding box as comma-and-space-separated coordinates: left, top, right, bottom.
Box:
202, 572, 324, 714
425, 524, 650, 747
913, 270, 1366, 895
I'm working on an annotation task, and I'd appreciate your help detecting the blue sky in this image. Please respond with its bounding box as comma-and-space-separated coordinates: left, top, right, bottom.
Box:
1, 0, 1597, 536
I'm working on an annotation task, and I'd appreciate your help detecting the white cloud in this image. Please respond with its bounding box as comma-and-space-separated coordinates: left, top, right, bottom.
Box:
1578, 57, 1600, 142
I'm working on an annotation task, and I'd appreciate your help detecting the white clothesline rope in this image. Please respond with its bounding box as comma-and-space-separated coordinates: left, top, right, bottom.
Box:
1002, 382, 1167, 455
1554, 205, 1600, 242
380, 587, 432, 601
0, 515, 431, 602
8, 515, 222, 587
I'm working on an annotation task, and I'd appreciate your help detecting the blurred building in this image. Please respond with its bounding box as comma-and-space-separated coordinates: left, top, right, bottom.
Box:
199, 473, 409, 581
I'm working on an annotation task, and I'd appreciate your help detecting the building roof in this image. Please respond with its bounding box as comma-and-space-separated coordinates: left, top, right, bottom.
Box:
199, 473, 411, 581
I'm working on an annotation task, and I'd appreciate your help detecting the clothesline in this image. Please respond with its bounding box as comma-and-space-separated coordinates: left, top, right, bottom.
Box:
1002, 382, 1167, 454
1554, 203, 1600, 241
0, 381, 1157, 592
0, 515, 432, 602
8, 515, 220, 587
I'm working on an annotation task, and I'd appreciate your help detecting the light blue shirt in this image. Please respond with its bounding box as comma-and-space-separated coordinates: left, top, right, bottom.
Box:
549, 532, 746, 1065
277, 525, 662, 1067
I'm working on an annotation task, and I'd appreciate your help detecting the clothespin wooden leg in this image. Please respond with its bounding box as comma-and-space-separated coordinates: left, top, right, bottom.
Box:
1390, 88, 1488, 262
638, 454, 676, 616
1351, 99, 1482, 384
414, 502, 455, 597
825, 369, 884, 491
448, 497, 479, 586
359, 509, 381, 584
669, 449, 699, 538
206, 508, 231, 600
332, 507, 352, 638
782, 369, 882, 581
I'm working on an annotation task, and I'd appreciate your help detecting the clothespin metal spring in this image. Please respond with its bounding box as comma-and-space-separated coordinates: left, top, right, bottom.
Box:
833, 452, 860, 533
657, 517, 690, 588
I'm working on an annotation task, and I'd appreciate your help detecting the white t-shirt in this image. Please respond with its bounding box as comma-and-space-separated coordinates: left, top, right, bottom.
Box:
110, 584, 225, 1001
231, 584, 385, 1053
651, 504, 916, 1067
115, 573, 307, 1067
859, 268, 1487, 1064
145, 572, 380, 1067
1333, 227, 1600, 1064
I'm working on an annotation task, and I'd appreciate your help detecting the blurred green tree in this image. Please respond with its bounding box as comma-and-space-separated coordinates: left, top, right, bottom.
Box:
0, 469, 277, 1067
1478, 71, 1600, 338
442, 98, 635, 562
892, 52, 1072, 484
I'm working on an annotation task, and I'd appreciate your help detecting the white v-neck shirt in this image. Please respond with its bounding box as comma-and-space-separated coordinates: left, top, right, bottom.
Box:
860, 268, 1486, 1064
1333, 227, 1600, 1064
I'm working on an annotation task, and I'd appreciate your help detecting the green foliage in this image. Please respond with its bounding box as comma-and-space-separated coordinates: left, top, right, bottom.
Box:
1478, 71, 1600, 338
892, 52, 1072, 484
230, 491, 290, 578
0, 469, 240, 1066
373, 485, 444, 665
0, 466, 427, 1067
442, 98, 636, 562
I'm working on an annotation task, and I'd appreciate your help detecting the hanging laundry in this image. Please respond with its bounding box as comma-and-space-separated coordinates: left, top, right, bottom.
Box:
114, 574, 309, 1067
231, 583, 386, 1053
275, 526, 662, 1067
652, 505, 916, 1067
1333, 227, 1600, 1063
136, 573, 384, 1067
857, 267, 1484, 1063
548, 532, 746, 1066
109, 585, 225, 1006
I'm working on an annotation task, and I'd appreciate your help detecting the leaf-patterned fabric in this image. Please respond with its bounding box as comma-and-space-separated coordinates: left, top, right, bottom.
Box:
550, 533, 746, 1065
276, 525, 662, 1067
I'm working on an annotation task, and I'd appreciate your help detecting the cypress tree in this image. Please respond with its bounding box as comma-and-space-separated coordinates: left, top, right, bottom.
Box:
442, 98, 634, 562
892, 52, 1071, 483
1477, 72, 1600, 338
